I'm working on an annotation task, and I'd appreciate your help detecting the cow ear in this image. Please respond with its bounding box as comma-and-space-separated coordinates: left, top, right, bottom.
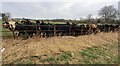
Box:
5, 22, 9, 24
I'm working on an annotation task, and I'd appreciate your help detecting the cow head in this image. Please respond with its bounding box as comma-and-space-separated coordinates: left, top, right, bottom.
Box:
3, 22, 10, 28
3, 21, 16, 31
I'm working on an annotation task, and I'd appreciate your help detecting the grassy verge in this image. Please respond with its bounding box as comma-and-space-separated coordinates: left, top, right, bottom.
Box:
78, 43, 118, 64
40, 51, 72, 64
9, 42, 118, 64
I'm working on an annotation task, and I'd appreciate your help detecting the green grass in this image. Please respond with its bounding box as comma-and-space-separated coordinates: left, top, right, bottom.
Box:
2, 28, 13, 37
79, 49, 99, 59
12, 60, 35, 64
40, 56, 57, 63
39, 43, 118, 64
58, 51, 72, 61
0, 20, 13, 37
78, 43, 118, 64
40, 51, 72, 64
8, 43, 118, 64
18, 60, 35, 64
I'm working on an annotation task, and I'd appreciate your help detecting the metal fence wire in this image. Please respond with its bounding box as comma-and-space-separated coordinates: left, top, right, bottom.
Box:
1, 24, 119, 38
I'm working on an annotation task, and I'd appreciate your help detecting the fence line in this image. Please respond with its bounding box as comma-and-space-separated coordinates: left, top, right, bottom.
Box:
1, 24, 119, 39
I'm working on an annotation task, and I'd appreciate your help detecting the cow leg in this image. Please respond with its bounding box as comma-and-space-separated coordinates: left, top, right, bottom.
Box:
18, 32, 20, 36
42, 32, 45, 38
40, 32, 43, 38
23, 32, 29, 39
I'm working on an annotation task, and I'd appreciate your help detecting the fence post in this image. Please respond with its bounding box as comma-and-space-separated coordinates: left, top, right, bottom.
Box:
69, 25, 71, 36
12, 30, 15, 39
54, 25, 56, 36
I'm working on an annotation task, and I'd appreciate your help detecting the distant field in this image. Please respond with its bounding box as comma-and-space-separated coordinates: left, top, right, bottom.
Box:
44, 21, 66, 24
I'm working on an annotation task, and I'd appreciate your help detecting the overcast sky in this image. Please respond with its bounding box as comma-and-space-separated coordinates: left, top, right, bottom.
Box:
1, 0, 119, 19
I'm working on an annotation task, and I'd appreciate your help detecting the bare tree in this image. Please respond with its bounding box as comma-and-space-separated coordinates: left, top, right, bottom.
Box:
118, 1, 120, 20
1, 12, 11, 22
99, 5, 118, 23
87, 14, 92, 20
87, 14, 93, 24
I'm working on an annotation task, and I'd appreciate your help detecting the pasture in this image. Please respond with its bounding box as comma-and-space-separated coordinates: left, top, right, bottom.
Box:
1, 19, 119, 64
2, 32, 118, 64
0, 20, 13, 37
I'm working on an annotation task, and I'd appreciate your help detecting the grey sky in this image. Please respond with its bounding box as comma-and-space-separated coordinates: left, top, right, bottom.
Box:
1, 0, 119, 19
118, 1, 120, 20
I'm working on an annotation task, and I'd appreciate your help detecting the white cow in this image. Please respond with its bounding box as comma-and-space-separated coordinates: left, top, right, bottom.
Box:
3, 20, 19, 37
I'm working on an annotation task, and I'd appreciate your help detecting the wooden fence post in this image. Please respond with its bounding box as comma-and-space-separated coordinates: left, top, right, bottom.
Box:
69, 25, 71, 36
54, 25, 56, 36
12, 30, 15, 39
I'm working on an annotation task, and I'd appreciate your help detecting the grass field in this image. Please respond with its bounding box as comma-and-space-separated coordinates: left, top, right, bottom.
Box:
2, 32, 118, 64
45, 21, 66, 24
0, 20, 13, 37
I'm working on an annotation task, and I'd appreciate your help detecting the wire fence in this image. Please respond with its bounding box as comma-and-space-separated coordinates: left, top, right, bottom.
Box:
1, 24, 119, 39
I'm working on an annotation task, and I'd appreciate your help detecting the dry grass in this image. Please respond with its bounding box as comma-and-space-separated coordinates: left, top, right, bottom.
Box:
2, 32, 118, 64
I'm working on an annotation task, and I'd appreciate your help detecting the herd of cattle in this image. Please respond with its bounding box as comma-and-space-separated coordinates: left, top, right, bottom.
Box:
3, 19, 120, 38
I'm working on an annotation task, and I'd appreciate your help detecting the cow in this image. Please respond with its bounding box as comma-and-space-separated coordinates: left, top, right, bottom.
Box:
84, 23, 97, 34
3, 19, 37, 38
3, 20, 21, 37
79, 24, 87, 35
23, 19, 37, 37
54, 22, 70, 36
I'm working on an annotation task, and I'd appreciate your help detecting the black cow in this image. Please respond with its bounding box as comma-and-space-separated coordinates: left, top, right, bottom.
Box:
3, 20, 38, 38
3, 21, 26, 37
23, 19, 37, 37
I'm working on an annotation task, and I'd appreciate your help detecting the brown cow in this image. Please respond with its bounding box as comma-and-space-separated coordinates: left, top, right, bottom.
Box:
87, 23, 98, 34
